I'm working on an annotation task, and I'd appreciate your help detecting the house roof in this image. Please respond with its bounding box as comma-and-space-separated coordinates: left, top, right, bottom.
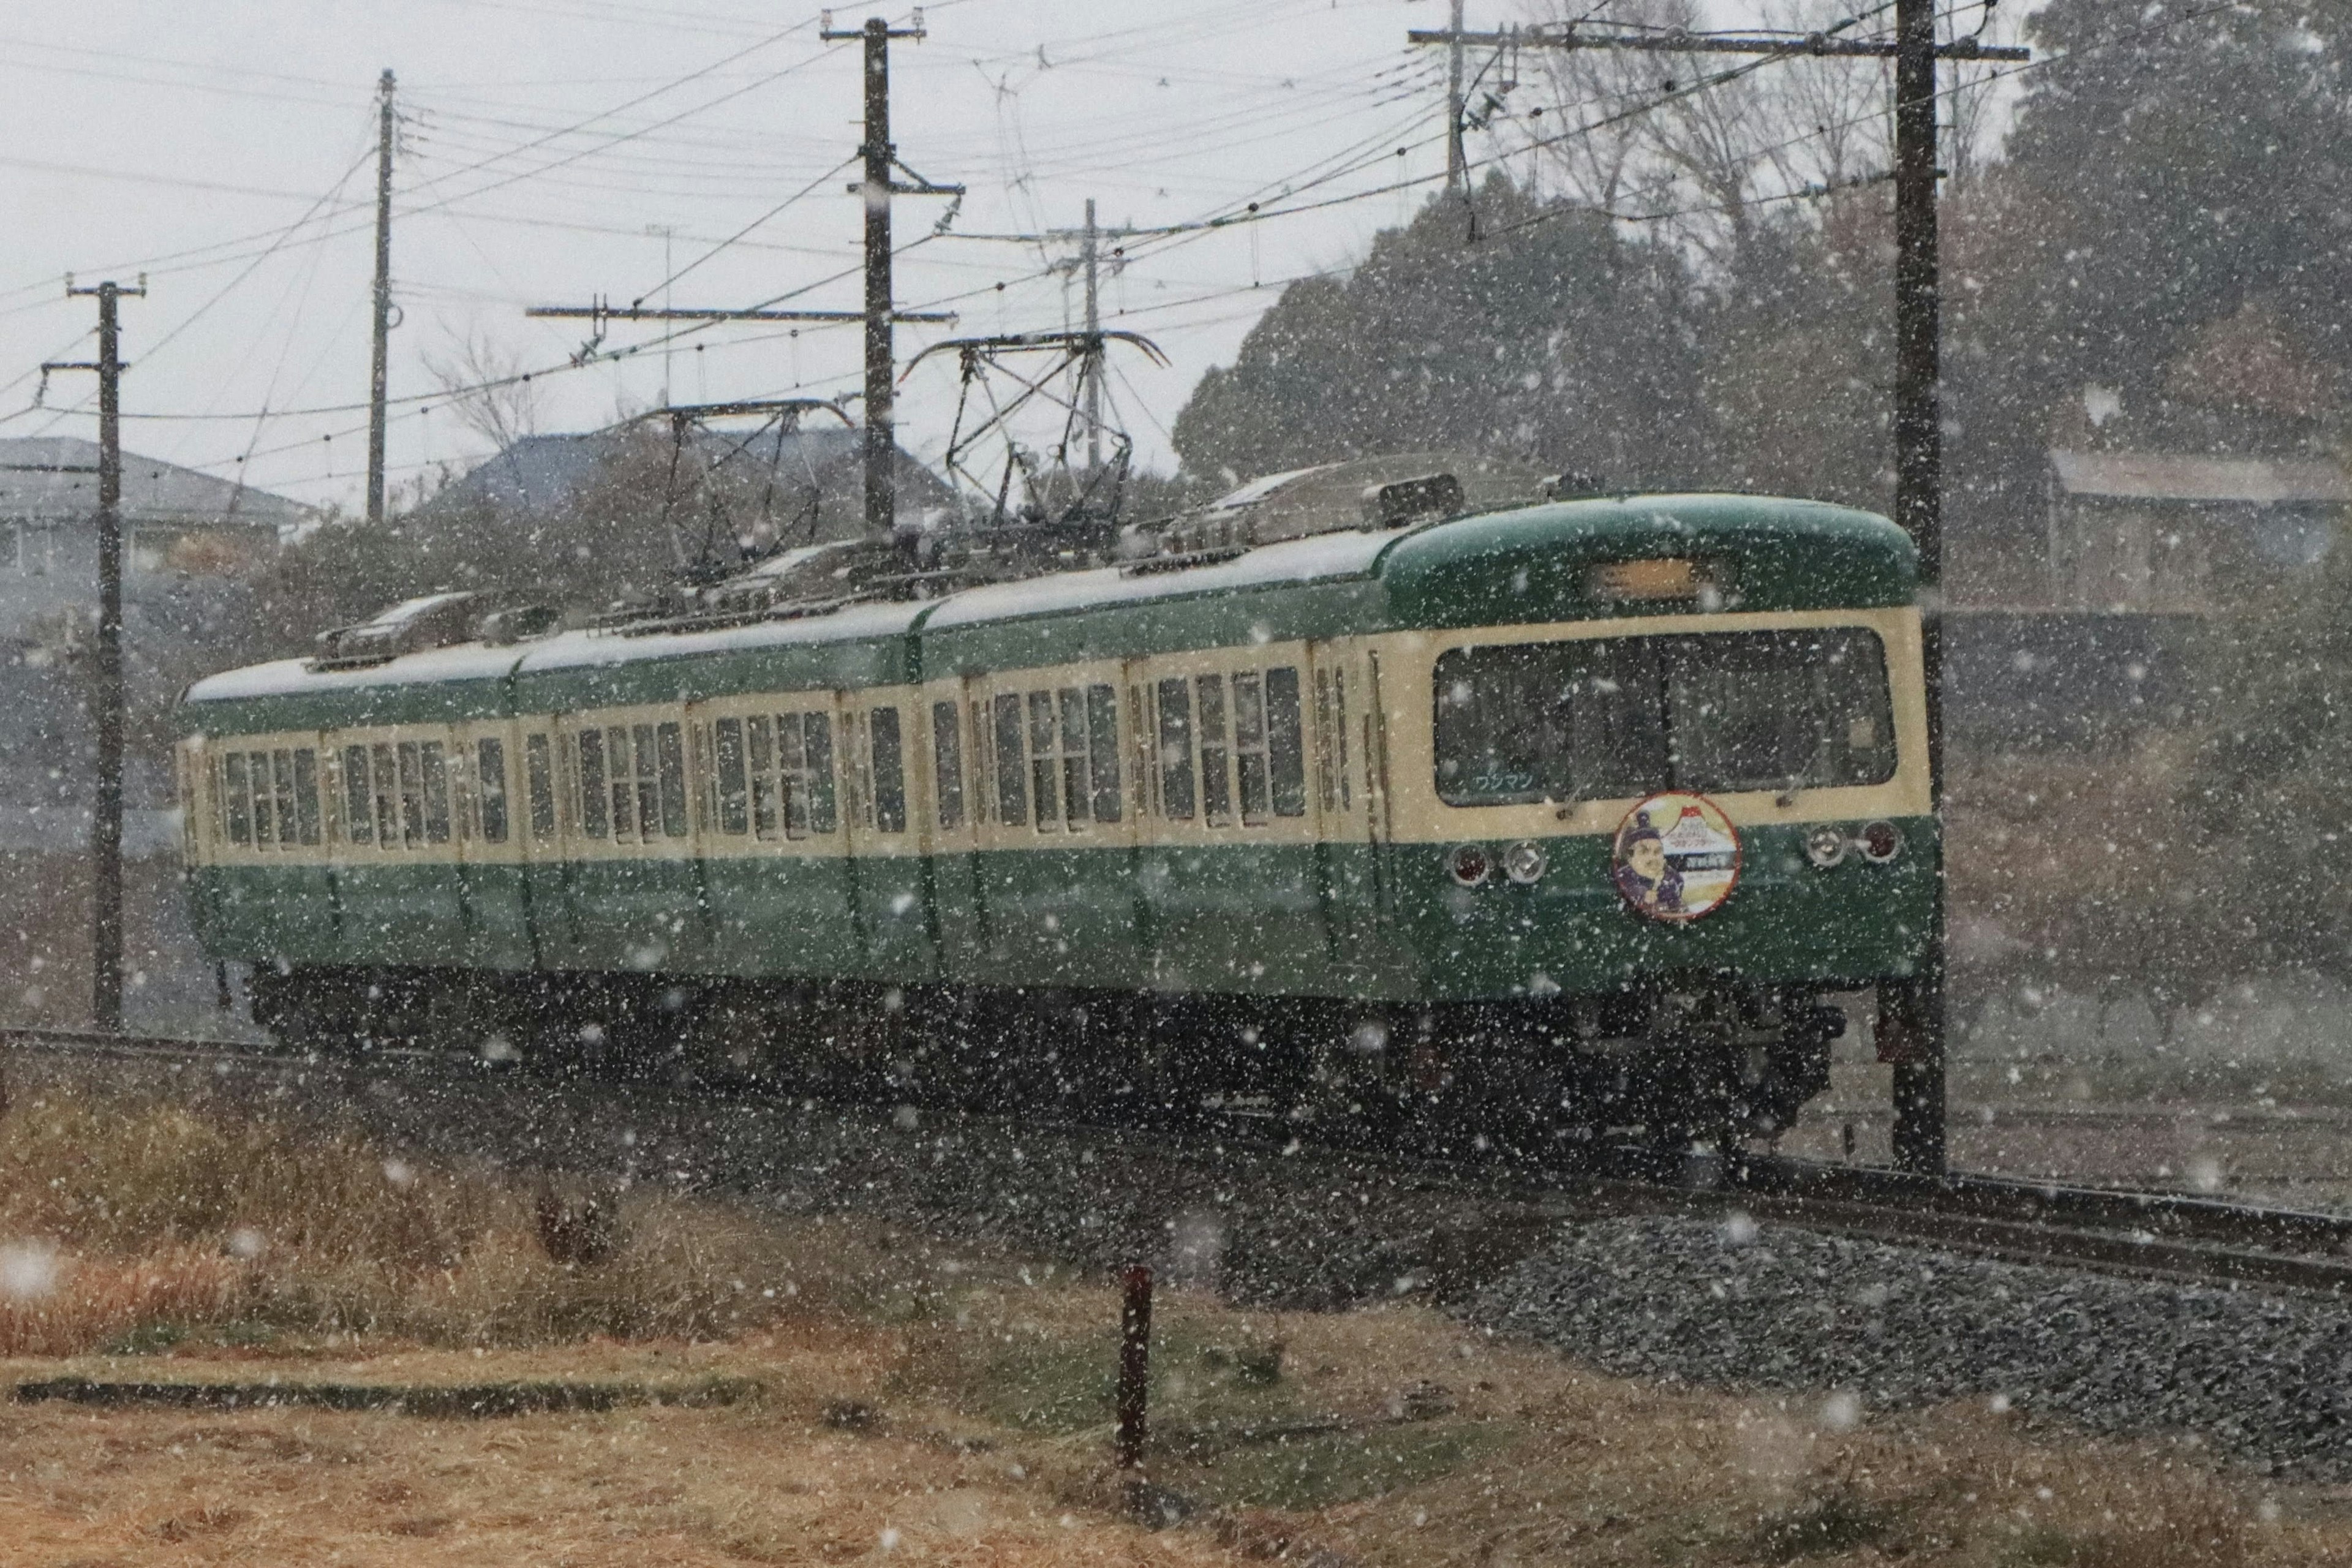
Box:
414, 426, 953, 523
2051, 448, 2352, 505
0, 436, 307, 530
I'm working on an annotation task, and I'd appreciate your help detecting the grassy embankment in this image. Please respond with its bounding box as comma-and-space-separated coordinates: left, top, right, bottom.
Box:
0, 1084, 2332, 1566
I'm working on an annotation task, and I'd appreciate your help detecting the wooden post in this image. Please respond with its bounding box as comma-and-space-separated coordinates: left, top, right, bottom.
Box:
1115, 1264, 1152, 1468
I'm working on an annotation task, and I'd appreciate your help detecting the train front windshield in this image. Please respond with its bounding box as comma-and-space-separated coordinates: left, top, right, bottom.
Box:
1434, 627, 1899, 805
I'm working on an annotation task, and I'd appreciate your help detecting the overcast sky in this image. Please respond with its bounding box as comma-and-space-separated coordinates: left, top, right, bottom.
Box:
0, 0, 2000, 516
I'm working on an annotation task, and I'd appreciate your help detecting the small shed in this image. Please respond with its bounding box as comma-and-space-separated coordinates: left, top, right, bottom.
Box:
2046, 448, 2350, 609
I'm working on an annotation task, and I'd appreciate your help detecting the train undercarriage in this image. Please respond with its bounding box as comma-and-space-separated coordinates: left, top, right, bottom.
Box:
245, 962, 1845, 1161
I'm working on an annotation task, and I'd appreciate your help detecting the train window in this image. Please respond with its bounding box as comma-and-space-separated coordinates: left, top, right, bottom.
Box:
1058, 690, 1088, 832
616, 725, 651, 841
342, 745, 372, 842
992, 691, 1030, 827
1660, 629, 1897, 793
1196, 674, 1232, 825
1086, 684, 1122, 824
420, 742, 452, 844
394, 742, 424, 846
992, 694, 1027, 826
714, 718, 749, 835
1155, 678, 1194, 820
222, 752, 251, 845
932, 701, 964, 831
477, 738, 509, 843
775, 710, 837, 838
747, 717, 778, 838
577, 728, 609, 838
808, 714, 838, 834
249, 753, 276, 847
269, 750, 298, 846
777, 715, 808, 838
870, 707, 907, 834
1314, 668, 1353, 813
293, 748, 322, 845
657, 723, 688, 838
1234, 673, 1270, 824
372, 744, 399, 846
526, 734, 556, 840
969, 699, 992, 825
1266, 668, 1306, 817
1126, 685, 1148, 819
1028, 692, 1060, 831
1432, 628, 1895, 804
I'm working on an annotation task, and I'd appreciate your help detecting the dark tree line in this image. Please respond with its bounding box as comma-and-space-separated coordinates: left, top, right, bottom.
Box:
1172, 0, 2352, 605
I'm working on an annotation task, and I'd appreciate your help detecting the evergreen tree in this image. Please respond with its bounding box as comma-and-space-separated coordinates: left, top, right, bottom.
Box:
1172, 178, 1708, 488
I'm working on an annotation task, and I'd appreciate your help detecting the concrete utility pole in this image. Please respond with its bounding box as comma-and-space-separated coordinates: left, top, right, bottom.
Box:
818, 13, 962, 541
526, 19, 958, 503
1408, 13, 2025, 1175
366, 68, 396, 528
1886, 0, 1950, 1175
1080, 198, 1103, 472
1445, 0, 1468, 195
646, 224, 676, 407
46, 276, 146, 1032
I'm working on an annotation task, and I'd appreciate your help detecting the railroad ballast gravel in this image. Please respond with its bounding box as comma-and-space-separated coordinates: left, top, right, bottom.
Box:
1472, 1214, 2352, 1480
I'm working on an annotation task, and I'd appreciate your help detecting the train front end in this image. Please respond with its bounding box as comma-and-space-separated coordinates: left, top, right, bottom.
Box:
1368, 494, 1936, 1150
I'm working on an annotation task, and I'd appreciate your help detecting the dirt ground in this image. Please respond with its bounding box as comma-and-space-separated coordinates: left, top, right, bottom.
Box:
5, 1292, 2351, 1568
2, 1087, 2348, 1566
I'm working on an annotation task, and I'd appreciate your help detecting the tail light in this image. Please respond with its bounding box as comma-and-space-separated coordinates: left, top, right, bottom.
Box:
1859, 820, 1904, 863
1448, 843, 1492, 886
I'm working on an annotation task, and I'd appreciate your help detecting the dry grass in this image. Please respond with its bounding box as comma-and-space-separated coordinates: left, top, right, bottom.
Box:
0, 1086, 945, 1355
0, 1084, 2345, 1566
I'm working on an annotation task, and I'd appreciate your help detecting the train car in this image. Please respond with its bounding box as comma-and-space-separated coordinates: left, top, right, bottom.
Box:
174, 491, 1936, 1153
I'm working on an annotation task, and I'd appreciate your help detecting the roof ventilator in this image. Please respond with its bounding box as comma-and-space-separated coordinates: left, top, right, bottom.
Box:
310, 592, 482, 671
1121, 544, 1249, 578
1360, 472, 1463, 529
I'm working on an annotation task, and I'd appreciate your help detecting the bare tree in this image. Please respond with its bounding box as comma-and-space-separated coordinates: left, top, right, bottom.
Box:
421, 328, 543, 455
1510, 0, 1887, 273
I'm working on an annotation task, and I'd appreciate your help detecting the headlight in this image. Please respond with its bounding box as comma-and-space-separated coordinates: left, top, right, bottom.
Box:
1448, 843, 1492, 886
1503, 840, 1548, 884
1803, 825, 1847, 868
1859, 820, 1904, 863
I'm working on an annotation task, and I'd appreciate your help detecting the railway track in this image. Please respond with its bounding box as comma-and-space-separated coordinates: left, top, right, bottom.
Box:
9, 1023, 2352, 1299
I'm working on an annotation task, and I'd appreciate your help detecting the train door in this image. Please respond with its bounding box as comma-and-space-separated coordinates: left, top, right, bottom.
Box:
1307, 640, 1381, 990
326, 723, 470, 969
842, 688, 932, 984
560, 706, 699, 974
924, 677, 988, 979
450, 718, 535, 972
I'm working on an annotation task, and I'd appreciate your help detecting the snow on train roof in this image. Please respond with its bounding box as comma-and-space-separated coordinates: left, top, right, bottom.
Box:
185, 599, 930, 704
186, 527, 1408, 705
920, 524, 1407, 632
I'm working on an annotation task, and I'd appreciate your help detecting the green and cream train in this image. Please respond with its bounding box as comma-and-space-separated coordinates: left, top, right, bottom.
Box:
176, 492, 1937, 1148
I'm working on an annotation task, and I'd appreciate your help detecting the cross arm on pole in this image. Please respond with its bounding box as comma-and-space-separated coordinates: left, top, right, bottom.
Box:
1406, 26, 2026, 61
526, 301, 956, 325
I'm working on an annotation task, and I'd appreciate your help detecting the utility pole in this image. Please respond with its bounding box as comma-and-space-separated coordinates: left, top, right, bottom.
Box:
46, 276, 146, 1033
1410, 16, 2024, 1175
533, 17, 956, 543
819, 13, 962, 543
1080, 198, 1103, 472
1444, 0, 1468, 195
646, 224, 676, 408
367, 68, 396, 528
1886, 0, 1950, 1176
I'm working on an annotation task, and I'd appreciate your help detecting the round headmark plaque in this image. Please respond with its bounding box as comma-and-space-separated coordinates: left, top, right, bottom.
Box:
1610, 793, 1742, 922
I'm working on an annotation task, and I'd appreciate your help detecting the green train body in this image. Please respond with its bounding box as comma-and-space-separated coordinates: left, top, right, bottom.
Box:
176, 493, 1937, 1147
